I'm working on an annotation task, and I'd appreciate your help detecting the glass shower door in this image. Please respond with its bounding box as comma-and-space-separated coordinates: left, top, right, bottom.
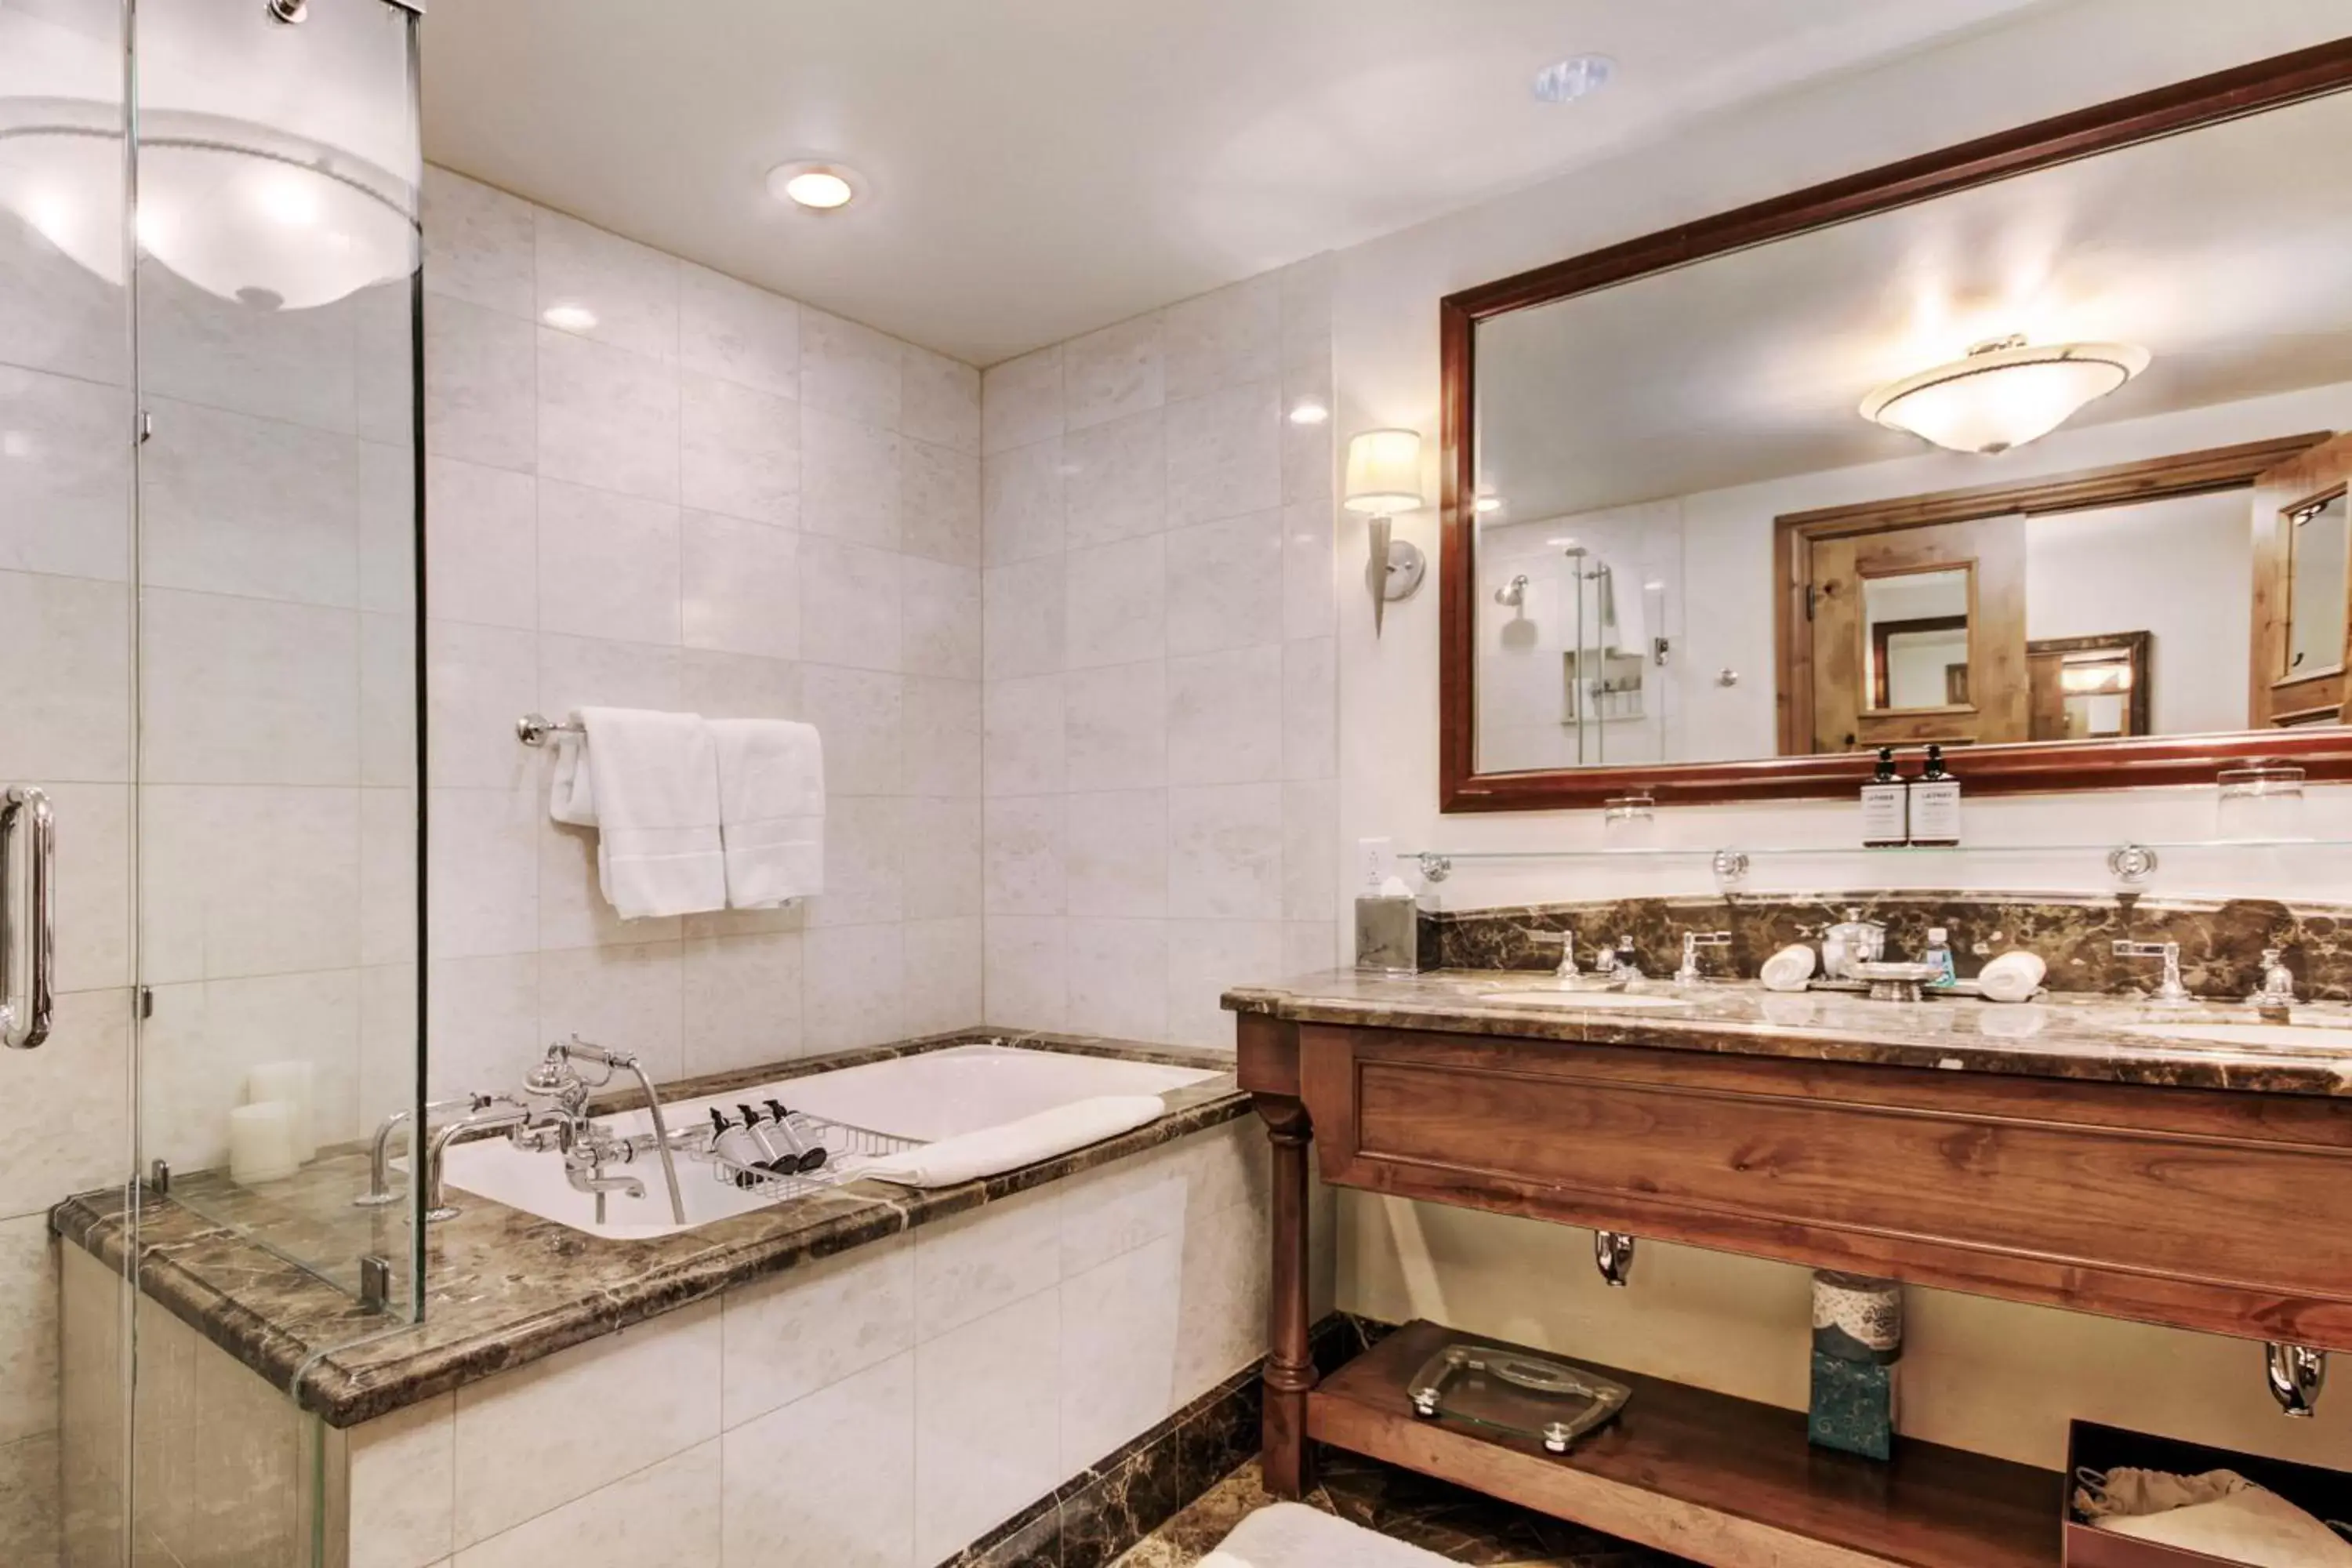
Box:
4, 0, 425, 1558
0, 3, 139, 1563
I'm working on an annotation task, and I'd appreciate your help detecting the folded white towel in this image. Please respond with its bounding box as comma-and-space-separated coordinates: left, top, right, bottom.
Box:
707, 718, 825, 908
579, 706, 727, 919
1760, 943, 1817, 993
855, 1095, 1166, 1188
1203, 1503, 1454, 1567
548, 729, 598, 826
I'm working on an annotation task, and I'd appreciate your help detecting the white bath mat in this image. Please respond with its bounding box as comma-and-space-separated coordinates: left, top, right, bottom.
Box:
1202, 1502, 1456, 1567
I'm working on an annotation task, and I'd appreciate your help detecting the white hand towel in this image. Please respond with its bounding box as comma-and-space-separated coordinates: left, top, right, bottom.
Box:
854, 1095, 1165, 1188
1760, 943, 1817, 993
1977, 950, 2046, 1003
579, 706, 727, 919
1203, 1503, 1455, 1567
707, 719, 825, 908
547, 728, 598, 826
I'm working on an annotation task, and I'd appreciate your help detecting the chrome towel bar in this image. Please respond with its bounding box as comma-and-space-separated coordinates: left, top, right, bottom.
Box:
516, 712, 583, 746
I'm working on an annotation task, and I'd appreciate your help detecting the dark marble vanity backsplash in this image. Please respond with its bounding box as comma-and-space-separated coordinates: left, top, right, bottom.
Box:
1419, 891, 2352, 1002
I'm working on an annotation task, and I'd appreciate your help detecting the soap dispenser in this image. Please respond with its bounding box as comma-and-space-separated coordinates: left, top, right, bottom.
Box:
1908, 745, 1962, 848
1860, 747, 1907, 848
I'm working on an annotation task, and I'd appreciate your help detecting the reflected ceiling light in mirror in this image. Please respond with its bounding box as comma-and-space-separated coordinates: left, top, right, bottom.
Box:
1860, 334, 2151, 455
1532, 55, 1615, 104
1473, 492, 1503, 515
1344, 427, 1428, 637
768, 162, 860, 211
0, 7, 416, 309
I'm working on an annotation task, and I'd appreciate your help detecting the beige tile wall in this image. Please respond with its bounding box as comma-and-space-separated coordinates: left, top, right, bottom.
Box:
975, 260, 1344, 1048
418, 167, 988, 1107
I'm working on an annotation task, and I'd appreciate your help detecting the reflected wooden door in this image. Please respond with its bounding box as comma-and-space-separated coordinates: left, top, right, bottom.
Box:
1809, 516, 2028, 753
2249, 434, 2352, 728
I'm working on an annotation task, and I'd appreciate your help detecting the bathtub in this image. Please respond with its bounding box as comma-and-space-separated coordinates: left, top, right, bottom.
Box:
437, 1043, 1224, 1240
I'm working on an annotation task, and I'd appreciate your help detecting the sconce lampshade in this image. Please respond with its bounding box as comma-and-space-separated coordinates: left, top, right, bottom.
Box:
1343, 427, 1425, 514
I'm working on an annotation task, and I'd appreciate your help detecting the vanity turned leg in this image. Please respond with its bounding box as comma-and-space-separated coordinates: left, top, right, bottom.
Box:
1256, 1092, 1316, 1499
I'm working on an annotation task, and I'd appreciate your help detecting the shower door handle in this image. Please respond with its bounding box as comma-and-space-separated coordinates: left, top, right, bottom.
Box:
0, 786, 55, 1050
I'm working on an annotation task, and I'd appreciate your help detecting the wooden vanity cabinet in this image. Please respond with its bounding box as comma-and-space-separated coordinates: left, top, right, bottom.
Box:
1240, 1012, 2352, 1564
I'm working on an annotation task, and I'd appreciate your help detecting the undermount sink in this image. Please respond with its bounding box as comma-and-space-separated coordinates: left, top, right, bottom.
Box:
1478, 990, 1694, 1011
2117, 1022, 2352, 1054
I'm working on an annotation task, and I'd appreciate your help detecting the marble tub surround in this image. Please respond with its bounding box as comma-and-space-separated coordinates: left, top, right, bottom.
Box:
62, 1091, 1283, 1568
1226, 969, 2352, 1096
53, 1031, 1247, 1429
1417, 890, 2352, 1003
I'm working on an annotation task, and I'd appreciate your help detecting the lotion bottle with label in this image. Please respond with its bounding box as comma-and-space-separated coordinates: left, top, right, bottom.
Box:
1860, 747, 1908, 848
1908, 744, 1962, 847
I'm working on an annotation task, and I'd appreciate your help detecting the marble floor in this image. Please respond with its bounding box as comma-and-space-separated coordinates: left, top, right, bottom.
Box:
1111, 1451, 1693, 1567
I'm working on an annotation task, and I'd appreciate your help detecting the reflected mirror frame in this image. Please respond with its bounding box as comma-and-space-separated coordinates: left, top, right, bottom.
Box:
1437, 34, 2352, 813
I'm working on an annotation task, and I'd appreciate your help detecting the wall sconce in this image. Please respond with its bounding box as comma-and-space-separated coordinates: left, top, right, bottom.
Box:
1342, 427, 1428, 637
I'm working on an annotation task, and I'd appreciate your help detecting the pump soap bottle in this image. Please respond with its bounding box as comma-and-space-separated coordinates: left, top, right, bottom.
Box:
1860, 747, 1907, 848
1908, 744, 1962, 848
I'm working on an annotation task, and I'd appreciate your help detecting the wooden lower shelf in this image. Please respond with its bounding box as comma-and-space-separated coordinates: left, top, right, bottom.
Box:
1307, 1321, 2063, 1568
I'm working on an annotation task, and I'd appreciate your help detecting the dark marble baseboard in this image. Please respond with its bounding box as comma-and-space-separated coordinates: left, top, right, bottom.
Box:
940, 1315, 1374, 1568
1421, 890, 2352, 1001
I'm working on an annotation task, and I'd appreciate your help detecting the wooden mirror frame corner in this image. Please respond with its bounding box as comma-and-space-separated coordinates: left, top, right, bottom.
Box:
1436, 35, 2352, 815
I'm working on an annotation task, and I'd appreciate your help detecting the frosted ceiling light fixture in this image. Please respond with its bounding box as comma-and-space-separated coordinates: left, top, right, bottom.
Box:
1532, 54, 1615, 104
0, 2, 416, 309
768, 162, 859, 211
1860, 334, 2152, 455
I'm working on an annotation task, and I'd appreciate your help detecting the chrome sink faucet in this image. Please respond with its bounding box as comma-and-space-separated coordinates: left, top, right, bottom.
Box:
2113, 940, 2191, 1005
2251, 947, 2297, 1024
1675, 931, 1732, 986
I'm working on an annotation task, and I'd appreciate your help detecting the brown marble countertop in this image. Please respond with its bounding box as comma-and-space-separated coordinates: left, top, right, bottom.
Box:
1223, 969, 2352, 1097
53, 1031, 1246, 1428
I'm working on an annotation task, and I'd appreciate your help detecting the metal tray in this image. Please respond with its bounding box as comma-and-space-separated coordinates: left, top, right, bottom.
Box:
1406, 1342, 1632, 1454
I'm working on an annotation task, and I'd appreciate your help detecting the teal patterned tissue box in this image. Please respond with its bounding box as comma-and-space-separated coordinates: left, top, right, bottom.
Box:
1809, 1271, 1900, 1460
1808, 1350, 1895, 1460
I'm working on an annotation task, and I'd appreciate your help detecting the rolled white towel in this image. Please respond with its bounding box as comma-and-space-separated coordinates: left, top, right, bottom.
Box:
855, 1095, 1167, 1188
1760, 943, 1817, 993
1977, 950, 2046, 1003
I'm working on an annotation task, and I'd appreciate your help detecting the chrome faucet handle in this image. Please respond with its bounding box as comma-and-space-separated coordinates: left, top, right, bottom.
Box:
1612, 935, 1642, 984
1531, 931, 1579, 979
1675, 931, 1733, 985
2251, 947, 2297, 1020
2113, 940, 2191, 1004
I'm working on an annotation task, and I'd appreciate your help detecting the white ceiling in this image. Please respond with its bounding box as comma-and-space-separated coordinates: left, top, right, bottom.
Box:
1475, 84, 2352, 522
416, 0, 2056, 366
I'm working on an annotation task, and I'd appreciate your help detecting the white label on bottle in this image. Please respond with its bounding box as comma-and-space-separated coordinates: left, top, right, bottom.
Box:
1911, 779, 1962, 843
1860, 782, 1907, 845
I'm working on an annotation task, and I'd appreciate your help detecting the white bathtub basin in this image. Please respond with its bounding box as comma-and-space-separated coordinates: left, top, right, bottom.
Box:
437, 1044, 1224, 1240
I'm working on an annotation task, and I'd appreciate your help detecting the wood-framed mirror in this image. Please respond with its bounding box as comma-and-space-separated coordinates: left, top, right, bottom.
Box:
1438, 38, 2352, 812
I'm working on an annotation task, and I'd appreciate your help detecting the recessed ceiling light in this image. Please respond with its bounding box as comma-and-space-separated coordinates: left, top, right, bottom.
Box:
768, 162, 859, 212
541, 303, 597, 332
1532, 54, 1615, 104
1287, 400, 1329, 426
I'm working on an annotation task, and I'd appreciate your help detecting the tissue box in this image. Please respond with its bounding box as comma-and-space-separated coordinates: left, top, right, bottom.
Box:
2064, 1420, 2352, 1567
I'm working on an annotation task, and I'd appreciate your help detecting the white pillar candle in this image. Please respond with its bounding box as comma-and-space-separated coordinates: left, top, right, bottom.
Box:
247, 1060, 315, 1163
228, 1101, 299, 1186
